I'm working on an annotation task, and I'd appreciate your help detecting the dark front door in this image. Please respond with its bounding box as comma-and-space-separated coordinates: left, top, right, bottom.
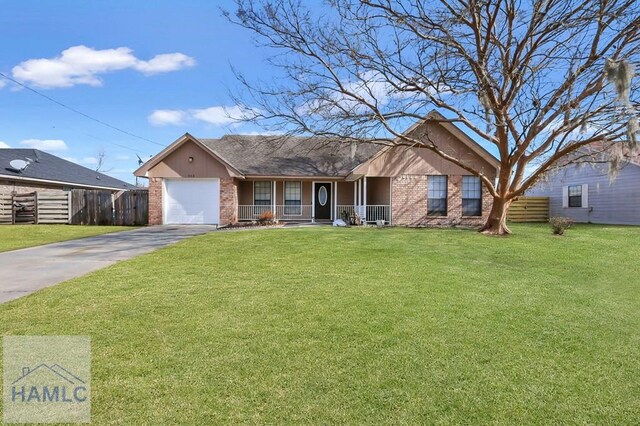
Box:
314, 183, 332, 220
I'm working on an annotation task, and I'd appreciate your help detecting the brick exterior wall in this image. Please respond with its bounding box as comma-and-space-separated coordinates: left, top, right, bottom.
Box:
148, 174, 492, 227
148, 178, 163, 225
147, 177, 239, 226
391, 174, 493, 227
219, 178, 238, 225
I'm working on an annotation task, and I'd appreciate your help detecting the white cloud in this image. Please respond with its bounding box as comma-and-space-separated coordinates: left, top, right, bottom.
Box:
0, 141, 10, 148
115, 155, 130, 161
0, 80, 6, 89
148, 109, 188, 126
19, 139, 68, 151
191, 106, 244, 126
296, 71, 451, 117
11, 45, 196, 89
133, 53, 196, 75
147, 105, 257, 126
148, 105, 255, 127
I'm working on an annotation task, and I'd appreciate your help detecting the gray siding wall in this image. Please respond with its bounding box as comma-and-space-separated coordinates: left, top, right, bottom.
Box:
527, 163, 640, 225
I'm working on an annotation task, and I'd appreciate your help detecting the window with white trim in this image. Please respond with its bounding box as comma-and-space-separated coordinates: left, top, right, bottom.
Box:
254, 181, 272, 206
462, 176, 482, 216
427, 175, 448, 216
568, 185, 582, 207
284, 181, 302, 215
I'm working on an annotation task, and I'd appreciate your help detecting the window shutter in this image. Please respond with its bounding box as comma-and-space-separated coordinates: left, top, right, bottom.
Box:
581, 184, 589, 208
562, 186, 569, 208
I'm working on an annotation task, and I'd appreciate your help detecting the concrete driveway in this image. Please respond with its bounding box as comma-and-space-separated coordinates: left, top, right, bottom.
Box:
0, 226, 216, 304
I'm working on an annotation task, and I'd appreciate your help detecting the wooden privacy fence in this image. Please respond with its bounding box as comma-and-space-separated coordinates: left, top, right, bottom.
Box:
0, 189, 148, 225
0, 193, 13, 224
70, 189, 148, 225
507, 196, 550, 222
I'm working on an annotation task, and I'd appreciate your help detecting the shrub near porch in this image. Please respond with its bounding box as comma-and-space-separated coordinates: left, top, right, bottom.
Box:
0, 224, 638, 423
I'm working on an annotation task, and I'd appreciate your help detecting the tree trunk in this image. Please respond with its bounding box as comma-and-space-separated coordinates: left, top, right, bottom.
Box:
480, 197, 512, 235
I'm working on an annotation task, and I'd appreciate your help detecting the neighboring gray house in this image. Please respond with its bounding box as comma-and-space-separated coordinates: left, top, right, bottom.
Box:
0, 149, 134, 193
528, 157, 640, 225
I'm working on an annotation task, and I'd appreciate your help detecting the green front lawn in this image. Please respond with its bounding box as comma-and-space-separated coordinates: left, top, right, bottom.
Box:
1, 224, 639, 423
0, 225, 135, 252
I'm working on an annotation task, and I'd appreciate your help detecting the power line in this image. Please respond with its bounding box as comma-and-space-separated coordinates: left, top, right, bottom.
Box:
79, 131, 153, 155
0, 71, 167, 148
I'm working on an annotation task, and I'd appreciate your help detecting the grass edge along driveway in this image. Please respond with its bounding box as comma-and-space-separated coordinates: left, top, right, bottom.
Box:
0, 225, 136, 253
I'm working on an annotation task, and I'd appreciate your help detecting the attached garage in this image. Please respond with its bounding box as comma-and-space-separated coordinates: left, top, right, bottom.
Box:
163, 179, 220, 225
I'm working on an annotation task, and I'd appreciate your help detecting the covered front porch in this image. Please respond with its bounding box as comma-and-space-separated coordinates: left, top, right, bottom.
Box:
236, 177, 391, 223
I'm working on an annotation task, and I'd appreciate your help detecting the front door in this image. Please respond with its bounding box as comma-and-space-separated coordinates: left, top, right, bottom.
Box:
314, 183, 332, 220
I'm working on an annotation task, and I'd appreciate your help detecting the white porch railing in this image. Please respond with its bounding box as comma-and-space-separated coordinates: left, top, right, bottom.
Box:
239, 204, 390, 223
238, 205, 312, 221
337, 205, 356, 219
337, 205, 390, 223
366, 205, 390, 223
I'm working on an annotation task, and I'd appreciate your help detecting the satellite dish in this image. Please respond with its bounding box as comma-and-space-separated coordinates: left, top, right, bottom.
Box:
9, 159, 29, 171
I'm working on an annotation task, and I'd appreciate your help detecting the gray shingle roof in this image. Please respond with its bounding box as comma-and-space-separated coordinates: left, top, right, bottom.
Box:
0, 149, 134, 190
198, 135, 384, 176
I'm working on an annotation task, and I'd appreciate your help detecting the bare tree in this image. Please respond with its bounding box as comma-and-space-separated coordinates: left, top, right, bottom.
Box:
226, 0, 639, 234
95, 150, 112, 173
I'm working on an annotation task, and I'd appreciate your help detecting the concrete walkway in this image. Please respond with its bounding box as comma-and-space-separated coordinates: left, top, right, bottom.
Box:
0, 226, 217, 304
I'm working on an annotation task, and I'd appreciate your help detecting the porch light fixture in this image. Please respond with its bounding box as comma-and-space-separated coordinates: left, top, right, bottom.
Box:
188, 156, 194, 163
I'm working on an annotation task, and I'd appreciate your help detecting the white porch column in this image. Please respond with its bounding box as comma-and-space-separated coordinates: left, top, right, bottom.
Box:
333, 181, 338, 221
388, 177, 393, 225
311, 181, 316, 223
363, 176, 368, 221
272, 180, 276, 216
353, 181, 357, 207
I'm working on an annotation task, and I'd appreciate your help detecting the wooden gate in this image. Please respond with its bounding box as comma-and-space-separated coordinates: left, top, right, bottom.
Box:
12, 192, 37, 224
114, 190, 148, 226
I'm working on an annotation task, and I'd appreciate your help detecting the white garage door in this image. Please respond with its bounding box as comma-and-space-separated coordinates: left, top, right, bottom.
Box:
163, 179, 220, 225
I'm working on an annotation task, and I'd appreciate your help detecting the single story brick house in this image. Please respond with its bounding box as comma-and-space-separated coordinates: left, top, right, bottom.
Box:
1, 148, 135, 193
134, 113, 499, 226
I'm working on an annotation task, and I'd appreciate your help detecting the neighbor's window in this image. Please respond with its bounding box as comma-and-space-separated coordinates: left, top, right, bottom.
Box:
427, 175, 448, 216
254, 181, 272, 206
568, 185, 582, 207
284, 181, 302, 215
462, 176, 482, 216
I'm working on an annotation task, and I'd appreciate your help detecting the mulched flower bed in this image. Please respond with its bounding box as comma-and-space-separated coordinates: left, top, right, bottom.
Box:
218, 221, 285, 231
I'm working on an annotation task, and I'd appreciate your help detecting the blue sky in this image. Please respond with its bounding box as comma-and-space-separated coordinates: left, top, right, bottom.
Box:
0, 0, 271, 183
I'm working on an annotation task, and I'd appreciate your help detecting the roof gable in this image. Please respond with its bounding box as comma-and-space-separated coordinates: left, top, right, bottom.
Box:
350, 111, 499, 177
426, 111, 500, 168
134, 134, 243, 177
